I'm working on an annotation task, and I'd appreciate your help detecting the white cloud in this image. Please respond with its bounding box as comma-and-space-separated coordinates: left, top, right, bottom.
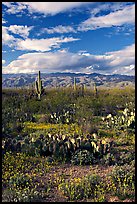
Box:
2, 60, 6, 65
78, 4, 135, 31
23, 2, 90, 15
43, 25, 76, 34
2, 25, 33, 47
90, 2, 131, 17
2, 25, 32, 46
8, 25, 33, 38
3, 25, 78, 52
104, 44, 135, 75
3, 44, 135, 76
3, 2, 92, 15
2, 26, 16, 45
2, 17, 7, 24
15, 37, 79, 52
2, 51, 84, 74
2, 2, 27, 14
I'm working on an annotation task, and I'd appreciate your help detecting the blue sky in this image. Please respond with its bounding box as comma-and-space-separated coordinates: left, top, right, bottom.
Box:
2, 2, 135, 75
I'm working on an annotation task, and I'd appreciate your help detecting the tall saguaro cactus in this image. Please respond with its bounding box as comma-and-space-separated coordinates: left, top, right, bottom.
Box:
81, 84, 84, 96
81, 84, 86, 97
74, 77, 76, 91
94, 82, 98, 97
35, 71, 43, 100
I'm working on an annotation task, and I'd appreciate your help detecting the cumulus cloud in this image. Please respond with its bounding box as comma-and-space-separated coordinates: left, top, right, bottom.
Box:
2, 60, 6, 65
2, 17, 7, 24
15, 37, 79, 52
2, 51, 87, 74
89, 2, 132, 17
2, 26, 16, 45
78, 4, 135, 31
3, 2, 92, 15
2, 2, 27, 14
3, 44, 135, 76
43, 25, 76, 34
2, 25, 33, 46
2, 25, 79, 52
106, 44, 135, 67
8, 25, 33, 38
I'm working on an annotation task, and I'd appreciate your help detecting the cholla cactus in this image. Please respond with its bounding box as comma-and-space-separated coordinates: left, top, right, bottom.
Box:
35, 71, 43, 100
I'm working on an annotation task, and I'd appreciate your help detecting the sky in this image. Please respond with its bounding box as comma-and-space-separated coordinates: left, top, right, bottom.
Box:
2, 2, 135, 75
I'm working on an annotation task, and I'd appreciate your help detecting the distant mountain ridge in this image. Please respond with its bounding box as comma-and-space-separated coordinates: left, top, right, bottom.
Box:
2, 72, 135, 88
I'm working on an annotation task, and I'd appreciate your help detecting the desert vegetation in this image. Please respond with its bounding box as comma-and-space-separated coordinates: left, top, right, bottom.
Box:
2, 84, 135, 202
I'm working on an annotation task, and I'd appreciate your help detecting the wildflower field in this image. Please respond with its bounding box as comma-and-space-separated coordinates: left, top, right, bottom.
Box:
2, 86, 135, 202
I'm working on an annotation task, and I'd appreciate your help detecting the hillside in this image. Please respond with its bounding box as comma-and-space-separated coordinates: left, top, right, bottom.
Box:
2, 72, 135, 88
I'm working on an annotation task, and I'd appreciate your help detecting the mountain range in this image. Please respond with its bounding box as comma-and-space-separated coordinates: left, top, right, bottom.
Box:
2, 72, 135, 88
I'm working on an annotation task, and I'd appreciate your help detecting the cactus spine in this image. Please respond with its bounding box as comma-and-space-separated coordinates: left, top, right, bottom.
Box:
35, 71, 43, 100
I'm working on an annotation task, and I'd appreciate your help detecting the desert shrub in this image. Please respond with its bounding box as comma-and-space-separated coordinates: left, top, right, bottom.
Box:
116, 151, 135, 166
81, 121, 98, 135
9, 174, 31, 189
71, 149, 95, 165
38, 114, 50, 123
100, 153, 116, 166
109, 164, 135, 200
2, 187, 45, 202
98, 129, 115, 138
58, 174, 106, 201
2, 152, 52, 202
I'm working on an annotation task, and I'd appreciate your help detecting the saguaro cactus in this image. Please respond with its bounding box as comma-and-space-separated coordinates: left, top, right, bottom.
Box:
81, 84, 85, 97
74, 77, 76, 91
35, 71, 43, 100
94, 82, 98, 97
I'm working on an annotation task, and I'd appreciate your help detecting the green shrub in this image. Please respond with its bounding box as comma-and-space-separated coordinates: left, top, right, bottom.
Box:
71, 149, 95, 165
116, 152, 135, 166
8, 174, 31, 191
58, 174, 106, 201
100, 153, 116, 166
2, 187, 45, 202
109, 164, 135, 200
